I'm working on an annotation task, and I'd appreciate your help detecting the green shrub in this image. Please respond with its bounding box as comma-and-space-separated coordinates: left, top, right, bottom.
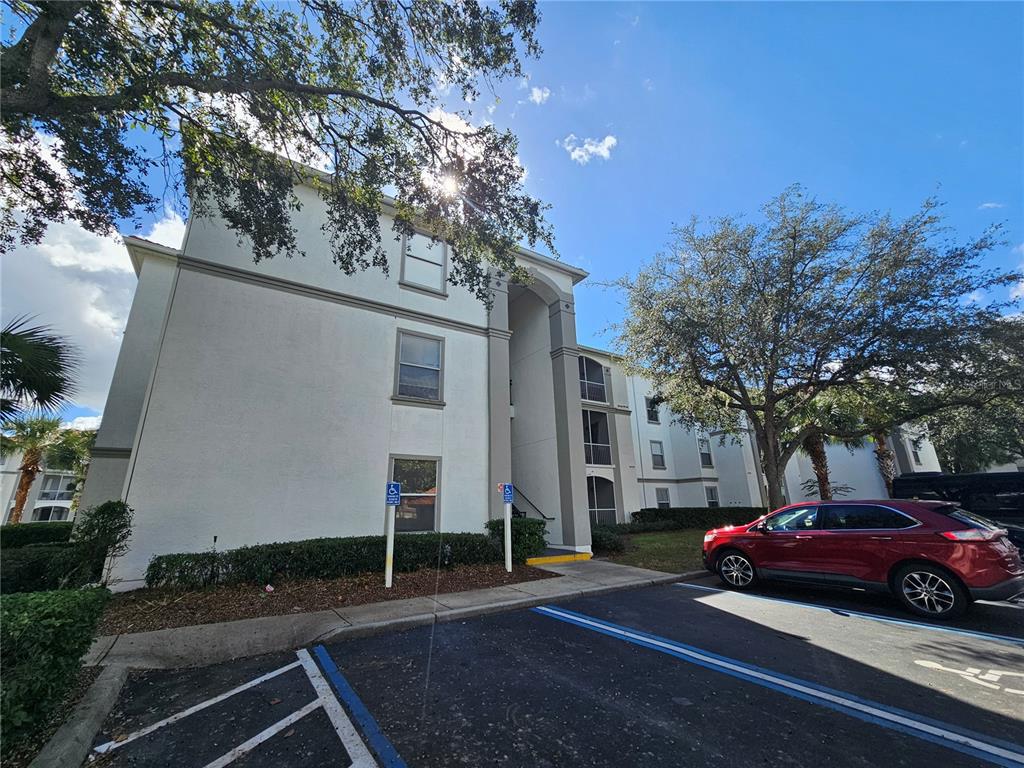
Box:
630, 507, 766, 529
590, 526, 625, 555
72, 500, 134, 583
0, 543, 101, 594
485, 518, 547, 562
145, 532, 504, 589
0, 522, 73, 549
1, 588, 110, 752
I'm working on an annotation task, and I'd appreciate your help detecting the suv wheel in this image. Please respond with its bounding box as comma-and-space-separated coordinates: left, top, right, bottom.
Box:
893, 564, 968, 619
717, 550, 757, 590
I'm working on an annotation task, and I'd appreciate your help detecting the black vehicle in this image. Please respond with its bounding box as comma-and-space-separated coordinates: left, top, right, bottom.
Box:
892, 471, 1024, 552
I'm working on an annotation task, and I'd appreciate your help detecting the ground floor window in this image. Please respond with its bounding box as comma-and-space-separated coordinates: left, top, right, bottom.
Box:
705, 485, 720, 508
587, 476, 616, 526
655, 487, 671, 509
391, 457, 438, 532
31, 506, 70, 522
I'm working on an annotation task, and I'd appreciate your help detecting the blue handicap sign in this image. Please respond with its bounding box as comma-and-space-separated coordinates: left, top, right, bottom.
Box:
502, 483, 514, 504
386, 482, 401, 506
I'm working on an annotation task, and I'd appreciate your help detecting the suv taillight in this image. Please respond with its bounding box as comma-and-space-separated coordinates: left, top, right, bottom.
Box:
938, 529, 1006, 542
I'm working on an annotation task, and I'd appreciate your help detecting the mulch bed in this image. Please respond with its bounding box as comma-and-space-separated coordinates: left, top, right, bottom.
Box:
97, 564, 554, 636
2, 665, 101, 768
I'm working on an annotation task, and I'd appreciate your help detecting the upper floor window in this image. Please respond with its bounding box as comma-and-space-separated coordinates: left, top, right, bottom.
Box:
698, 436, 714, 468
645, 397, 661, 424
911, 447, 922, 465
650, 440, 666, 469
705, 485, 720, 508
655, 487, 671, 509
39, 474, 75, 501
396, 331, 443, 402
582, 410, 612, 465
578, 356, 606, 402
401, 232, 446, 294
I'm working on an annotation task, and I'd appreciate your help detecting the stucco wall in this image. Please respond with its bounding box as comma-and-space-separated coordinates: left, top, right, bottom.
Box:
111, 263, 489, 586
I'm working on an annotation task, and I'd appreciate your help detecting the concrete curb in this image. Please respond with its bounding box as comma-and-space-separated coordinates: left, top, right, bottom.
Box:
85, 567, 692, 670
29, 665, 128, 768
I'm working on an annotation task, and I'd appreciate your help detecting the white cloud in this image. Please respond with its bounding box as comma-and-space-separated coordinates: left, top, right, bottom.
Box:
642, 78, 655, 92
528, 86, 551, 105
559, 134, 618, 165
65, 415, 102, 431
978, 202, 1004, 209
1, 209, 186, 413
1011, 265, 1024, 302
963, 289, 985, 305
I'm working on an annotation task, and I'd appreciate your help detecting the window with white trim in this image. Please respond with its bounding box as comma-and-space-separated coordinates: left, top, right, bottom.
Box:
31, 506, 69, 522
396, 332, 443, 401
645, 397, 660, 424
391, 457, 438, 532
705, 485, 720, 508
582, 410, 612, 465
655, 488, 670, 509
578, 356, 607, 402
650, 440, 666, 469
402, 232, 446, 293
698, 436, 714, 468
39, 474, 76, 501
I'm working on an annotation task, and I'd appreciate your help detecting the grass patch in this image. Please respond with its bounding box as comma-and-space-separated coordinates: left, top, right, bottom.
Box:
608, 529, 706, 574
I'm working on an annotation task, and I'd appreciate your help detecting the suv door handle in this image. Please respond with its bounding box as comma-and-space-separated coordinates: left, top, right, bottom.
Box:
870, 536, 893, 540
795, 535, 813, 540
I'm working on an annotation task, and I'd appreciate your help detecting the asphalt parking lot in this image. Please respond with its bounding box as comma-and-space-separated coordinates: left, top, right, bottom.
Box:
93, 577, 1024, 767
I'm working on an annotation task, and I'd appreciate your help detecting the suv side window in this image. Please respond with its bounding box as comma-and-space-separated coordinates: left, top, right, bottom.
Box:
765, 507, 818, 532
820, 504, 916, 530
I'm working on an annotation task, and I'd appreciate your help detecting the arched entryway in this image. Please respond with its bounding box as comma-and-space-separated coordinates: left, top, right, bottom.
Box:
587, 476, 616, 526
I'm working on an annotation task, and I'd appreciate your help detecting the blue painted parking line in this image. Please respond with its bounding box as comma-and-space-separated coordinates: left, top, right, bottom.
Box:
533, 604, 1024, 767
675, 582, 1024, 647
312, 645, 407, 768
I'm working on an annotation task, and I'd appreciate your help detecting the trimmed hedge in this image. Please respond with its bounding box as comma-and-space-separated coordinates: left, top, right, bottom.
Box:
0, 543, 102, 594
0, 522, 74, 549
591, 526, 626, 555
1, 588, 110, 753
631, 507, 766, 530
146, 532, 508, 589
485, 518, 547, 563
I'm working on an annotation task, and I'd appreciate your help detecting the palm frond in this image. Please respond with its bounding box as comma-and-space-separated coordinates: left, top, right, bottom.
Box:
1, 315, 80, 419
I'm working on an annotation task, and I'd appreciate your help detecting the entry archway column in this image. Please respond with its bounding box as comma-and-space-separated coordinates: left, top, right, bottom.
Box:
487, 273, 513, 521
549, 297, 592, 551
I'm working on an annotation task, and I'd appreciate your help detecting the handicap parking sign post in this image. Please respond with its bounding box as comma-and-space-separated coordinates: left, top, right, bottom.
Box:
384, 482, 401, 588
500, 483, 514, 573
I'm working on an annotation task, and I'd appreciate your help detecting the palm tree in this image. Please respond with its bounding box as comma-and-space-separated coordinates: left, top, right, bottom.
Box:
1, 316, 79, 420
1, 416, 73, 524
791, 393, 865, 501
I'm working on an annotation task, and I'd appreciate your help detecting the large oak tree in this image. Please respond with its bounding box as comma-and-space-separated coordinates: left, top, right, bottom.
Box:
617, 187, 1022, 508
1, 0, 550, 300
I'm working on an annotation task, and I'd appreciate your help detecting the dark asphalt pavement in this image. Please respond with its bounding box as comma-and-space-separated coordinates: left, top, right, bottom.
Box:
92, 578, 1024, 767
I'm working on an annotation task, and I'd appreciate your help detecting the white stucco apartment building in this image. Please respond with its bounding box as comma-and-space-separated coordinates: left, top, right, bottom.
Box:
2, 452, 80, 523
78, 182, 939, 588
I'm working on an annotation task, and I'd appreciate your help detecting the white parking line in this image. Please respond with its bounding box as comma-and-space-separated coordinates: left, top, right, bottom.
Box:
296, 648, 377, 766
201, 699, 321, 768
94, 660, 303, 754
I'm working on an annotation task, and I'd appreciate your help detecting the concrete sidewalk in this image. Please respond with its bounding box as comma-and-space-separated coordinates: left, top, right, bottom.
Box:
85, 560, 691, 670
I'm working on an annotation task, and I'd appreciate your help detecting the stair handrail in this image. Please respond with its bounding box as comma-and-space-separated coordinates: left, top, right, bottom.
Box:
512, 486, 555, 521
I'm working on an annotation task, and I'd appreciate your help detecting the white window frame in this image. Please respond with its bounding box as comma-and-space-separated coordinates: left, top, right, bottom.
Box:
38, 473, 76, 502
400, 231, 448, 296
389, 455, 440, 532
650, 440, 666, 470
645, 397, 660, 424
705, 485, 720, 508
655, 487, 671, 509
578, 356, 607, 403
582, 409, 613, 466
698, 436, 714, 469
394, 330, 445, 405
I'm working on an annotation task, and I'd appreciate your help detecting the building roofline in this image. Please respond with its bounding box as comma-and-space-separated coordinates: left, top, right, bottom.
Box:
123, 236, 181, 276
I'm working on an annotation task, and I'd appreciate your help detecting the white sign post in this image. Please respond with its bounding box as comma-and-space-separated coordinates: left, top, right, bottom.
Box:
385, 482, 401, 588
502, 483, 514, 573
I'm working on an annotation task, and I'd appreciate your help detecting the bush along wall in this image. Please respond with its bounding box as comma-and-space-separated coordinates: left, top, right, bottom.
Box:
1, 588, 110, 755
146, 531, 511, 589
590, 525, 626, 555
0, 522, 73, 549
630, 507, 767, 530
485, 517, 547, 563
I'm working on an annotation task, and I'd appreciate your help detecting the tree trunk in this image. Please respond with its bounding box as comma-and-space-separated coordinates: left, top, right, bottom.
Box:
8, 449, 42, 524
872, 431, 896, 497
802, 432, 832, 500
754, 427, 786, 509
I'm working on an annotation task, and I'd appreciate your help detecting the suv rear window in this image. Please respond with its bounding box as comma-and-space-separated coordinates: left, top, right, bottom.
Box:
933, 505, 1003, 531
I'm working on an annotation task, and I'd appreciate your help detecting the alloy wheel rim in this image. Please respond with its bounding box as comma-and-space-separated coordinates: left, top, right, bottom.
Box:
720, 554, 753, 587
902, 571, 955, 614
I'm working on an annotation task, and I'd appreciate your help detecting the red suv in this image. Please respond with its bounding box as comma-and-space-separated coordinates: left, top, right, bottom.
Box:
702, 500, 1024, 618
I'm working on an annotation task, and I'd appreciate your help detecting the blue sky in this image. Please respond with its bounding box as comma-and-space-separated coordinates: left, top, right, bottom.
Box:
9, 1, 1022, 425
